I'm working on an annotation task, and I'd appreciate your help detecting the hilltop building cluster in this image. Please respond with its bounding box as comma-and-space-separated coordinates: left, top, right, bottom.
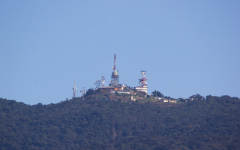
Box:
71, 54, 201, 104
72, 54, 148, 99
96, 54, 148, 96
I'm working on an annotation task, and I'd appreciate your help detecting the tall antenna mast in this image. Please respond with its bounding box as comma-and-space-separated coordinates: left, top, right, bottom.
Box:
114, 54, 116, 71
72, 79, 77, 98
101, 76, 105, 87
110, 54, 119, 86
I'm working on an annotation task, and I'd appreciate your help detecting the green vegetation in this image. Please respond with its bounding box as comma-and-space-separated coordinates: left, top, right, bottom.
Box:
86, 88, 96, 96
0, 95, 240, 149
152, 90, 164, 97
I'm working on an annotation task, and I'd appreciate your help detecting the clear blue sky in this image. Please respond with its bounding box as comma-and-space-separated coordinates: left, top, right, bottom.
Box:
1, 1, 239, 105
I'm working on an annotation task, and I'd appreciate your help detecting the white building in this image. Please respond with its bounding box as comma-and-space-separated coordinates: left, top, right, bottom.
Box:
134, 85, 148, 94
134, 71, 148, 94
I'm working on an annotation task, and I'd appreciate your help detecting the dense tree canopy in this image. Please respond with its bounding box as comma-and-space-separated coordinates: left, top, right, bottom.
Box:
189, 94, 206, 100
86, 88, 96, 96
0, 95, 240, 149
152, 90, 164, 97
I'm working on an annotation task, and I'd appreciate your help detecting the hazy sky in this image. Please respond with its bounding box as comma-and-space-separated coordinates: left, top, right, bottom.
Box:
1, 1, 240, 105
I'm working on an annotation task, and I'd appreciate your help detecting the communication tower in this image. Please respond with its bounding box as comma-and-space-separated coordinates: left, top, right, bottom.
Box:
139, 71, 147, 87
94, 80, 102, 89
110, 54, 119, 86
94, 76, 106, 89
72, 80, 77, 98
80, 87, 86, 100
134, 71, 148, 94
101, 76, 106, 87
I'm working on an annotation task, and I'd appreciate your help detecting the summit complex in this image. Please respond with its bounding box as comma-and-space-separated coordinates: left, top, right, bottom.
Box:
72, 54, 148, 99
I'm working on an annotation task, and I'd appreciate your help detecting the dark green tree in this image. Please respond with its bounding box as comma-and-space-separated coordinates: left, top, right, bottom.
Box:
86, 88, 96, 96
1, 94, 240, 149
189, 94, 205, 100
152, 90, 164, 97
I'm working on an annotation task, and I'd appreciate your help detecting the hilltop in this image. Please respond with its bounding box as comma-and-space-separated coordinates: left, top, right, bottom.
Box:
0, 95, 240, 149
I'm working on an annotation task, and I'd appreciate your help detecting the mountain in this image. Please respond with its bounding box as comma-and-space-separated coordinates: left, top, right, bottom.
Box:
0, 95, 240, 149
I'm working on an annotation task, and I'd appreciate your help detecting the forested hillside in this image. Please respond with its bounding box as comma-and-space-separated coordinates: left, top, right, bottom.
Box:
0, 95, 240, 149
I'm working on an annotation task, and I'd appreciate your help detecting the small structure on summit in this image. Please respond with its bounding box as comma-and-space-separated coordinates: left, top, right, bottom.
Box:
134, 71, 148, 94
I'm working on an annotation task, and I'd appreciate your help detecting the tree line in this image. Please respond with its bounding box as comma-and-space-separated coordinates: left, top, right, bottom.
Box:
0, 94, 239, 149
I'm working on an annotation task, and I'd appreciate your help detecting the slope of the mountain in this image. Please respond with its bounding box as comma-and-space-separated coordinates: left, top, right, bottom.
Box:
0, 95, 239, 149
